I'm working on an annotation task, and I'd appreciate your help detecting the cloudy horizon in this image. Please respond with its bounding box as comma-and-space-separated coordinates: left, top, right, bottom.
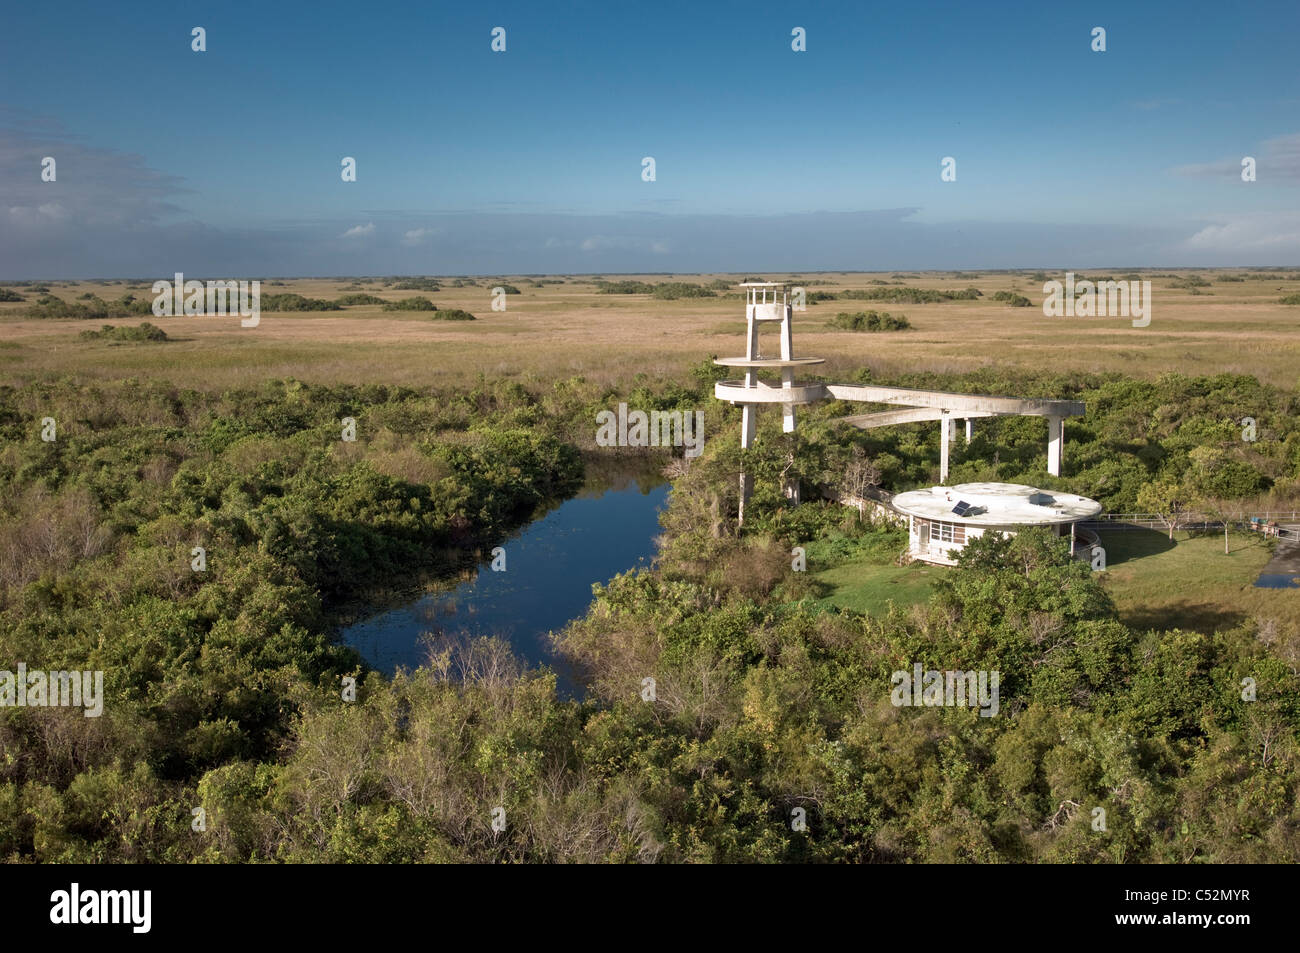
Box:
3, 0, 1297, 278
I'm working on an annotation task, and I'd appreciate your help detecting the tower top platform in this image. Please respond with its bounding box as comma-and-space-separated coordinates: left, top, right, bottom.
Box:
714, 356, 825, 368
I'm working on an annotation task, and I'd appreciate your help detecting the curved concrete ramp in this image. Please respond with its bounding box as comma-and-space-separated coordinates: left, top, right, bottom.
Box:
712, 281, 1087, 519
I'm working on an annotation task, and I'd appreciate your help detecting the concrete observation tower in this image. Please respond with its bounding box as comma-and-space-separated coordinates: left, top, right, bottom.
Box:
713, 280, 1086, 527
713, 282, 823, 519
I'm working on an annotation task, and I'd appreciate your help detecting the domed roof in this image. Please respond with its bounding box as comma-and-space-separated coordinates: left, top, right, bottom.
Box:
891, 482, 1102, 525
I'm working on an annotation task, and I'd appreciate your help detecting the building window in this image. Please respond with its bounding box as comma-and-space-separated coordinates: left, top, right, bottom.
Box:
929, 520, 966, 544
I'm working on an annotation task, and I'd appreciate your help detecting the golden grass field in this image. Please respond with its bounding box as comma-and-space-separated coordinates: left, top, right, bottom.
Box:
2, 270, 1299, 391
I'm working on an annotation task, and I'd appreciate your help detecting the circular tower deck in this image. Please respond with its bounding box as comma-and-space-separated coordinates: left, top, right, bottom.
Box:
714, 283, 826, 446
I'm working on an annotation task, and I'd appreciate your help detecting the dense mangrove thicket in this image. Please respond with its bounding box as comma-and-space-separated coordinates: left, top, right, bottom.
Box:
1, 367, 1298, 861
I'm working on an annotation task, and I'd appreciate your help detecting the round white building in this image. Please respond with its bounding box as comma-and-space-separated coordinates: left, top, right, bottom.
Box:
890, 482, 1102, 566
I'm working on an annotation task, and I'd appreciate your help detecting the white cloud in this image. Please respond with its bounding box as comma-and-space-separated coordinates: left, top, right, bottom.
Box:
402, 227, 435, 245
0, 108, 187, 234
579, 234, 668, 253
8, 202, 69, 226
1173, 132, 1300, 182
1130, 97, 1180, 111
1183, 212, 1300, 253
341, 222, 375, 239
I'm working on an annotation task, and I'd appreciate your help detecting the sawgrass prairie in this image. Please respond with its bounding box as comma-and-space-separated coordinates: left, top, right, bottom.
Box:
3, 270, 1299, 391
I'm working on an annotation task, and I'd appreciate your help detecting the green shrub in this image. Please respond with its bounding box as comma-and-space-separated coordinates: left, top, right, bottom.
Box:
827, 310, 911, 331
596, 280, 656, 294
594, 280, 715, 299
382, 297, 438, 311
391, 278, 442, 292
651, 282, 715, 300
432, 308, 476, 321
838, 286, 979, 304
992, 291, 1033, 307
112, 294, 154, 315
0, 288, 25, 302
260, 293, 342, 312
25, 294, 109, 319
78, 322, 169, 342
334, 293, 386, 306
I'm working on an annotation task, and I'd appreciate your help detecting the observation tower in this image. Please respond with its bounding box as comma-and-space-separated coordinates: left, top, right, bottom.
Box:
711, 279, 1085, 528
713, 283, 824, 521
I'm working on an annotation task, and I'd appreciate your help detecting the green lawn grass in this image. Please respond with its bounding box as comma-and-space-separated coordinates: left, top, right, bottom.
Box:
802, 523, 1299, 631
795, 527, 941, 615
1097, 527, 1299, 633
810, 559, 939, 615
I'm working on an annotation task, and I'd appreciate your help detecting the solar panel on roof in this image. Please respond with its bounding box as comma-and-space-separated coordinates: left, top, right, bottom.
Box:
952, 501, 972, 516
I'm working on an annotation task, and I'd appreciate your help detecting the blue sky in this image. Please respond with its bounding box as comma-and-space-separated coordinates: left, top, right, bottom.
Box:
1, 0, 1297, 276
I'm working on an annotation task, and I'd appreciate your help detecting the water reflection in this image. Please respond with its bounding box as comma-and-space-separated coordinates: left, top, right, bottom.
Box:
344, 468, 669, 695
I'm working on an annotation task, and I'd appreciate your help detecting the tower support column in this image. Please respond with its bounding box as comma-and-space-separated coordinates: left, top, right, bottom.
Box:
781, 367, 796, 433
1047, 415, 1064, 476
780, 302, 796, 433
940, 414, 953, 483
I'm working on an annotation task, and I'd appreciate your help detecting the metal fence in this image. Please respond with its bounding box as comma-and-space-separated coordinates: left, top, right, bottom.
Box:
1087, 511, 1300, 523
1083, 513, 1299, 540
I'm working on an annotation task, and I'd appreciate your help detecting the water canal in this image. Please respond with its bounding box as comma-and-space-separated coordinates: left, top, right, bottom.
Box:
343, 469, 670, 695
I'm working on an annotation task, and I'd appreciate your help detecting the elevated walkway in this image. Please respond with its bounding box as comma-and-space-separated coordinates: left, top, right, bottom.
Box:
713, 281, 1087, 521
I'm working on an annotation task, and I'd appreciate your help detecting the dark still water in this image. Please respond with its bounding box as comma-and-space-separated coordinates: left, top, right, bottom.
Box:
342, 474, 670, 692
1254, 573, 1300, 589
